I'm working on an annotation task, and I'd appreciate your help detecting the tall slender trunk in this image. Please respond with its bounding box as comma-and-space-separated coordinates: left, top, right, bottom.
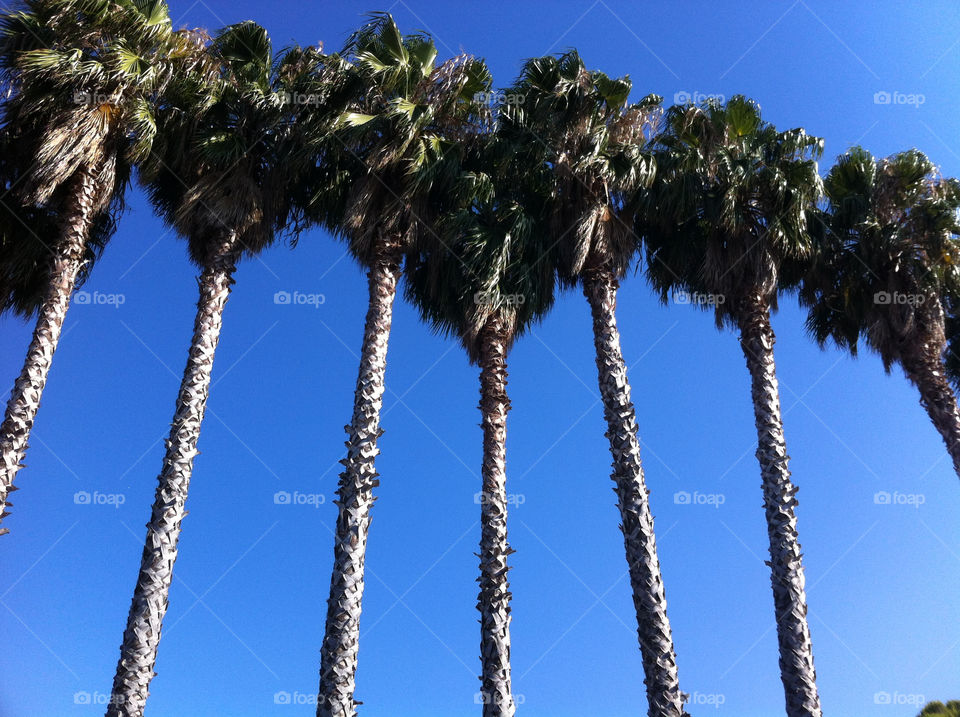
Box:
476, 318, 515, 717
0, 167, 99, 536
739, 292, 821, 717
583, 273, 687, 717
317, 237, 402, 717
901, 344, 960, 478
107, 233, 241, 717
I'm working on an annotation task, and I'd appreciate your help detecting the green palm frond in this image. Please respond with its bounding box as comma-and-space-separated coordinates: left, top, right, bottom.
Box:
801, 146, 960, 377
405, 131, 555, 362
641, 95, 823, 328
498, 51, 662, 286
305, 13, 492, 266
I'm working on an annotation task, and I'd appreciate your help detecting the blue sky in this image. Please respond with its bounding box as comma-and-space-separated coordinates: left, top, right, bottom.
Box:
2, 1, 960, 716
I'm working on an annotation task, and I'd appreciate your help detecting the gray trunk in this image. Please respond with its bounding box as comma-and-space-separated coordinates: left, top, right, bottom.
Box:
476, 318, 515, 717
583, 273, 687, 717
106, 233, 241, 717
902, 345, 960, 478
317, 238, 402, 717
0, 167, 98, 536
739, 292, 821, 717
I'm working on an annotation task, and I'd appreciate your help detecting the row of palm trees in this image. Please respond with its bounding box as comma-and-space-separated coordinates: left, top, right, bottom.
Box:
1, 3, 958, 717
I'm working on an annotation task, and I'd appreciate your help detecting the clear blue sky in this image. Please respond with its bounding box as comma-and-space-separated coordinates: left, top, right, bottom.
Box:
2, 1, 959, 716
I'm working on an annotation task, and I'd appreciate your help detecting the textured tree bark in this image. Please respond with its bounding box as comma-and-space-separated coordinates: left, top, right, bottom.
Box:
107, 233, 241, 717
476, 318, 516, 717
583, 273, 687, 717
317, 237, 402, 717
739, 292, 821, 717
0, 167, 98, 536
901, 346, 960, 479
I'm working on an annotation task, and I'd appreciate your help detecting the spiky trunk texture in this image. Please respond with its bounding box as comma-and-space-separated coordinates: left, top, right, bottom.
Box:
476, 318, 516, 717
0, 167, 98, 536
901, 345, 960, 479
107, 233, 241, 717
583, 273, 687, 717
317, 237, 402, 717
739, 292, 821, 717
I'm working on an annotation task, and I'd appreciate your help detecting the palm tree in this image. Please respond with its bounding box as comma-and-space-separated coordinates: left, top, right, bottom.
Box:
106, 23, 326, 715
0, 0, 183, 535
499, 52, 687, 717
802, 147, 960, 477
642, 96, 824, 717
405, 130, 555, 715
306, 15, 491, 716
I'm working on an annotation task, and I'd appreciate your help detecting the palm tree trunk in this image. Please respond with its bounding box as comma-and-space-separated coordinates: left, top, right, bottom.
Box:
0, 167, 98, 536
107, 232, 241, 717
901, 346, 960, 478
317, 237, 402, 717
583, 273, 687, 717
739, 292, 821, 717
476, 318, 515, 717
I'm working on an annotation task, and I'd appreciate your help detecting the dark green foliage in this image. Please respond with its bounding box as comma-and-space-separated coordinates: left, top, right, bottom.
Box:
642, 95, 823, 326
405, 130, 555, 362
303, 12, 491, 267
801, 147, 960, 374
499, 50, 660, 285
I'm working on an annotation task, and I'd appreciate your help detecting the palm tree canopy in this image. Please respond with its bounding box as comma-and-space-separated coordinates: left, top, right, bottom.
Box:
499, 50, 660, 284
405, 132, 555, 363
801, 147, 960, 372
140, 21, 326, 265
0, 0, 195, 313
308, 12, 492, 266
0, 0, 187, 210
642, 95, 823, 328
0, 123, 116, 317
